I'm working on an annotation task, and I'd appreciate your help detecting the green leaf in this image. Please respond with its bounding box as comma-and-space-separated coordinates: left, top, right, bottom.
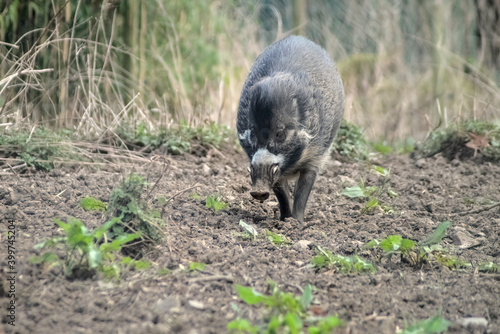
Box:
100, 233, 141, 253
352, 255, 377, 273
419, 221, 451, 246
364, 186, 378, 196
157, 268, 171, 276
93, 217, 120, 239
54, 218, 70, 233
80, 197, 107, 212
365, 239, 380, 249
133, 260, 150, 270
380, 235, 403, 252
189, 261, 206, 271
300, 285, 314, 311
284, 312, 303, 334
387, 189, 398, 198
34, 237, 66, 249
267, 315, 282, 331
239, 220, 258, 237
88, 245, 102, 268
309, 315, 344, 333
29, 252, 59, 264
227, 318, 257, 333
266, 230, 291, 246
372, 165, 389, 176
235, 285, 268, 305
401, 314, 451, 334
400, 239, 417, 253
342, 186, 365, 198
478, 262, 500, 273
362, 197, 379, 213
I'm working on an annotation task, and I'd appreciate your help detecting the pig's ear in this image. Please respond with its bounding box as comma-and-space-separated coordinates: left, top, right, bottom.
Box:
250, 83, 272, 124
250, 84, 262, 115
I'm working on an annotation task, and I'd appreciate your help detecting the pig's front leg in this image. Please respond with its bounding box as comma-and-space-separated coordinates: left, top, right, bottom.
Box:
273, 179, 292, 220
292, 169, 317, 223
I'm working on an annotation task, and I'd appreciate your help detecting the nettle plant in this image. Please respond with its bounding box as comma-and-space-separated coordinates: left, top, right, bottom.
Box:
205, 194, 228, 213
31, 217, 150, 280
311, 246, 376, 274
228, 282, 343, 334
342, 165, 397, 214
366, 221, 471, 270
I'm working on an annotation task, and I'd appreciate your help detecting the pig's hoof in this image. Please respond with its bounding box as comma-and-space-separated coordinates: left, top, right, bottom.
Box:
250, 191, 270, 201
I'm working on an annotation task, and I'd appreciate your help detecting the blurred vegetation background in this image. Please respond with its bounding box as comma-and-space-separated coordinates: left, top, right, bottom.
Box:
1, 0, 499, 142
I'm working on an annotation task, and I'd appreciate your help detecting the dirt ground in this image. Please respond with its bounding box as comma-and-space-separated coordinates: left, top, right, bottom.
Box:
0, 146, 499, 334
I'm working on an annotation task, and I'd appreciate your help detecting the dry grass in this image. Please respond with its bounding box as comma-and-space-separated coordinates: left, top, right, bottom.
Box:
0, 1, 499, 144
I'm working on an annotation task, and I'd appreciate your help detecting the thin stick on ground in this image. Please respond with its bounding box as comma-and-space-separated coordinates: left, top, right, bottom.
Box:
449, 202, 500, 216
147, 158, 171, 198
166, 183, 202, 203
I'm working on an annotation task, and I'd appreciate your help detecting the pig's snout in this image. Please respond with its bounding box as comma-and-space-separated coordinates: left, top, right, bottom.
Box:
250, 191, 270, 201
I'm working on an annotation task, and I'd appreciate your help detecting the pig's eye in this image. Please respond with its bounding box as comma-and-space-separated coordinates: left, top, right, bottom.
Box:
276, 130, 286, 142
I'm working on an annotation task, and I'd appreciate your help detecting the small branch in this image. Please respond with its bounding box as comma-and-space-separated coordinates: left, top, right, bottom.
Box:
167, 183, 201, 203
188, 275, 234, 283
449, 202, 500, 216
147, 159, 170, 198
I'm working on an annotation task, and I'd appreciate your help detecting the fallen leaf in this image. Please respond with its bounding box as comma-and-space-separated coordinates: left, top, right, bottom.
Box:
465, 133, 489, 156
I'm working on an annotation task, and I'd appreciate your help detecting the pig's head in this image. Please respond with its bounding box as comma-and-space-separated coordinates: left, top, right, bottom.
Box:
248, 151, 282, 201
244, 74, 313, 201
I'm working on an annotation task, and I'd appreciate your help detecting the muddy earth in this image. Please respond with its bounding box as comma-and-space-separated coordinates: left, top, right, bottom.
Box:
0, 147, 499, 334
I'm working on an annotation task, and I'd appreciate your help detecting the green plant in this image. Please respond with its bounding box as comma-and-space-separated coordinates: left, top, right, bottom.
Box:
228, 282, 344, 333
80, 197, 107, 212
205, 194, 228, 213
189, 262, 206, 272
342, 166, 396, 214
331, 120, 371, 161
30, 217, 147, 279
0, 127, 77, 171
117, 122, 232, 155
265, 230, 292, 246
399, 314, 451, 334
238, 220, 259, 241
365, 235, 416, 260
157, 267, 172, 276
189, 192, 201, 200
227, 318, 258, 334
106, 173, 164, 244
478, 262, 500, 273
367, 221, 471, 270
312, 246, 376, 274
372, 142, 393, 156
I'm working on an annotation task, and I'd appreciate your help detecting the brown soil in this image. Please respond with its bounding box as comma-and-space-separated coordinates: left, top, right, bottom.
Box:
1, 149, 499, 334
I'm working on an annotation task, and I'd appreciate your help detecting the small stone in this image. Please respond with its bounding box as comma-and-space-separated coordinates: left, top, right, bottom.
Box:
188, 300, 205, 310
450, 159, 460, 167
201, 164, 211, 176
415, 159, 426, 168
338, 175, 356, 187
452, 229, 482, 249
457, 317, 488, 328
5, 188, 18, 205
296, 240, 312, 249
153, 297, 180, 314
